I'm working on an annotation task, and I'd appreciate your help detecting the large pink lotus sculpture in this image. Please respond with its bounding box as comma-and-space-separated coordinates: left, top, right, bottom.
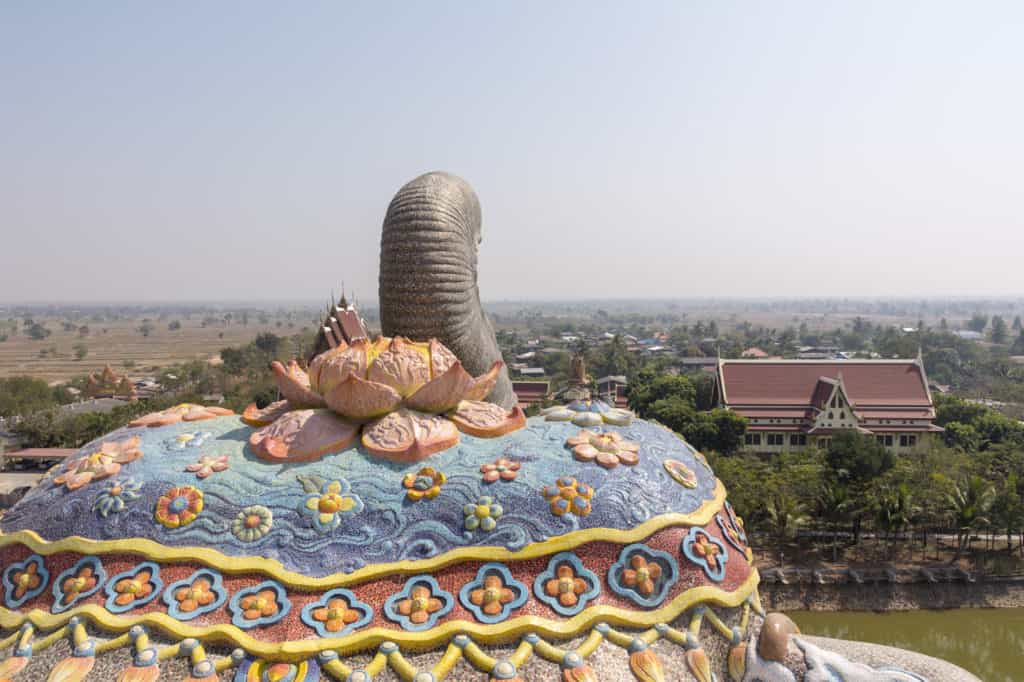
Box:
242, 337, 525, 463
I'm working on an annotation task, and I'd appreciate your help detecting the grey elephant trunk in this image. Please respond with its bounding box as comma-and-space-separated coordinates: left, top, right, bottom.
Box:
379, 171, 516, 409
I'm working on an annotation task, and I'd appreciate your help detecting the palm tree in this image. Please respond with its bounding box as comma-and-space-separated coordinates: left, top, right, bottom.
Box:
874, 484, 919, 561
766, 493, 810, 566
817, 482, 851, 563
947, 475, 995, 560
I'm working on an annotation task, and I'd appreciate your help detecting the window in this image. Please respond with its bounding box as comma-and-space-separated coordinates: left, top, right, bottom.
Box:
884, 435, 894, 447
840, 411, 846, 420
900, 435, 917, 448
909, 435, 917, 447
830, 396, 838, 408
819, 437, 832, 449
745, 433, 762, 446
767, 434, 785, 446
828, 412, 834, 419
790, 434, 807, 446
877, 436, 885, 445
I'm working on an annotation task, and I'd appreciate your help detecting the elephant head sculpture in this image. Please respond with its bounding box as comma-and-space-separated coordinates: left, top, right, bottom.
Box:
378, 171, 515, 409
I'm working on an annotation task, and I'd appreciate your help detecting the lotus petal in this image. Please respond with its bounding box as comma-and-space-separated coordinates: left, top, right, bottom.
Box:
562, 664, 597, 682
367, 337, 432, 397
47, 655, 94, 682
271, 360, 326, 408
629, 648, 665, 682
464, 360, 504, 401
249, 409, 358, 462
602, 408, 633, 426
449, 400, 527, 438
181, 405, 235, 422
727, 643, 746, 682
0, 656, 28, 678
324, 374, 403, 421
429, 338, 458, 375
684, 648, 712, 682
405, 360, 475, 413
362, 409, 460, 463
242, 400, 292, 427
115, 664, 159, 682
571, 412, 603, 427
541, 406, 574, 421
310, 341, 367, 395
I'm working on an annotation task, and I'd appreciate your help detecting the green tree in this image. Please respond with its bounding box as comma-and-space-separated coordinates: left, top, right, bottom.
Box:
967, 313, 988, 333
817, 482, 851, 562
73, 342, 88, 361
944, 422, 981, 451
138, 321, 154, 337
947, 475, 995, 559
765, 494, 809, 564
992, 315, 1009, 344
874, 483, 918, 557
991, 473, 1024, 554
168, 320, 182, 331
27, 323, 50, 340
0, 377, 58, 417
826, 430, 895, 485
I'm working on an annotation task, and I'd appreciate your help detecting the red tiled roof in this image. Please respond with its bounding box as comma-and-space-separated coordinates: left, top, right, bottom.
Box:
4, 449, 76, 460
720, 360, 931, 408
513, 382, 549, 396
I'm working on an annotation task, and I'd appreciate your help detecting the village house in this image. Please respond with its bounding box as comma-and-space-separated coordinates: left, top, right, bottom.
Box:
716, 358, 943, 454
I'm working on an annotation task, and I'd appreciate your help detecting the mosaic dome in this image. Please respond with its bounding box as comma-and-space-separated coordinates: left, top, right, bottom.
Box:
0, 172, 967, 682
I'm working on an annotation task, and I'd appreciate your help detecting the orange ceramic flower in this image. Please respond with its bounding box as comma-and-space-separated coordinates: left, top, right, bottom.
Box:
311, 597, 363, 633
621, 555, 663, 597
174, 577, 217, 613
239, 589, 280, 621
155, 486, 204, 529
565, 430, 640, 469
394, 584, 445, 625
402, 467, 446, 502
693, 533, 721, 571
11, 562, 42, 600
53, 436, 142, 491
468, 574, 517, 617
61, 566, 98, 603
480, 457, 521, 483
129, 403, 234, 427
112, 569, 155, 607
544, 565, 591, 608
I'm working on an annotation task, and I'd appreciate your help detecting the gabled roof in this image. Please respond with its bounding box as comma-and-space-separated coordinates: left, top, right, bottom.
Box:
719, 360, 932, 408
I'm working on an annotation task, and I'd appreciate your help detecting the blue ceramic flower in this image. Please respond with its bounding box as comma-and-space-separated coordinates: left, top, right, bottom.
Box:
681, 527, 728, 582
162, 568, 227, 620
608, 544, 679, 607
383, 576, 454, 631
93, 478, 141, 517
458, 563, 529, 624
229, 580, 291, 629
300, 478, 363, 534
2, 554, 49, 608
52, 556, 106, 613
301, 588, 374, 637
533, 552, 601, 616
104, 561, 163, 613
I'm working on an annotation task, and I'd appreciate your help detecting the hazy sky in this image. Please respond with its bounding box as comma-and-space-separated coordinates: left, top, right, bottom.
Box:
2, 1, 1022, 303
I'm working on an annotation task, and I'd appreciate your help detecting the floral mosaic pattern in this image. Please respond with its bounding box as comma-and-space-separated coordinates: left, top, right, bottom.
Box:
233, 505, 273, 542
608, 544, 680, 607
463, 496, 503, 532
681, 527, 728, 582
104, 562, 162, 613
480, 457, 520, 483
301, 588, 373, 637
458, 563, 529, 624
185, 454, 229, 479
533, 552, 601, 616
93, 478, 142, 517
52, 556, 106, 613
300, 478, 363, 533
540, 477, 594, 517
163, 430, 213, 451
664, 459, 698, 488
402, 467, 446, 502
229, 581, 291, 629
566, 429, 640, 468
53, 436, 142, 491
541, 398, 633, 427
2, 555, 49, 608
154, 485, 204, 529
383, 576, 454, 631
162, 568, 227, 620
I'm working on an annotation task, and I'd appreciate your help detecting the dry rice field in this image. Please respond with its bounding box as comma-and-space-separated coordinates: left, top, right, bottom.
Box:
0, 315, 310, 383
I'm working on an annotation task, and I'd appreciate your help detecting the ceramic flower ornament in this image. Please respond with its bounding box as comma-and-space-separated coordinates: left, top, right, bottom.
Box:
244, 336, 525, 463
53, 437, 142, 491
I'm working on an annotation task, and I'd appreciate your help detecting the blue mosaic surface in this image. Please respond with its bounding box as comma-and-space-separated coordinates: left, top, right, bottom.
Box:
1, 416, 716, 578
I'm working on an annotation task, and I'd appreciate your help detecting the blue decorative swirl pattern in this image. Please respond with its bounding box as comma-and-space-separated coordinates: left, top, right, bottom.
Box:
0, 416, 716, 578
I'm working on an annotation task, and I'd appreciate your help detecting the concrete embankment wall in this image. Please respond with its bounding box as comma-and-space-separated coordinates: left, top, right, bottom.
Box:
762, 576, 1024, 611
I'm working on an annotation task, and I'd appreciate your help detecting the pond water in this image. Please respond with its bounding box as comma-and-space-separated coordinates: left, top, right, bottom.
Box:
790, 608, 1024, 681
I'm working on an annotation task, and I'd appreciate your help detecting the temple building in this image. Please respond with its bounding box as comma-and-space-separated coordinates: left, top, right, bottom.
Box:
716, 358, 944, 453
308, 292, 370, 360
83, 364, 136, 399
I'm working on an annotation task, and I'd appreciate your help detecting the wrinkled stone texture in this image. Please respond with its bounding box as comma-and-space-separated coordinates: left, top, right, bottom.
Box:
379, 172, 515, 409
